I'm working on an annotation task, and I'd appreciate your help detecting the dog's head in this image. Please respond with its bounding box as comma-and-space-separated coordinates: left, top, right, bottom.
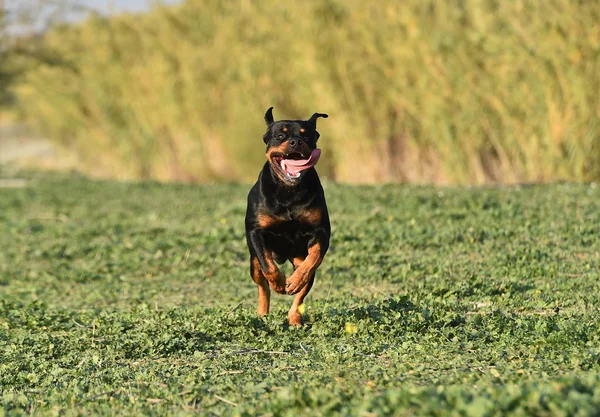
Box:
263, 107, 328, 186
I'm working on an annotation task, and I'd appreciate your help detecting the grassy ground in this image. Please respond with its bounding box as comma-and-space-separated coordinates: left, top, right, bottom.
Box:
1, 169, 599, 416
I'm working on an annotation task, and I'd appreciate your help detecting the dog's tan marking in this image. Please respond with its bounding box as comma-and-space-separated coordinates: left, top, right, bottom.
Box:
261, 248, 286, 294
257, 213, 286, 228
292, 257, 304, 269
285, 242, 323, 298
266, 143, 287, 159
287, 254, 316, 326
299, 128, 305, 133
266, 143, 289, 183
296, 207, 322, 225
251, 257, 270, 316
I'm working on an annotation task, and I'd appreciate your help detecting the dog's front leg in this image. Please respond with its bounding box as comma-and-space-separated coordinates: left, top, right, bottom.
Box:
285, 234, 329, 295
248, 229, 287, 294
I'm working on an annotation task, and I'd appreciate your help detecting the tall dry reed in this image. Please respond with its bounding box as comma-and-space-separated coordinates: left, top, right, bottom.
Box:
12, 0, 600, 184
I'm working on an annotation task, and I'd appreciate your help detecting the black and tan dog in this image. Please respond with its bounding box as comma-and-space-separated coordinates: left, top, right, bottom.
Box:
245, 107, 330, 326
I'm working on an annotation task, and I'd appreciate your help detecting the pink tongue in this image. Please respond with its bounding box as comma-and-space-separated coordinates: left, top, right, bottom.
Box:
284, 149, 321, 174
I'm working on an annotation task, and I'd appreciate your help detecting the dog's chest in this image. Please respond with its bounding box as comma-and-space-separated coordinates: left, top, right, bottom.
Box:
257, 206, 320, 229
262, 220, 314, 259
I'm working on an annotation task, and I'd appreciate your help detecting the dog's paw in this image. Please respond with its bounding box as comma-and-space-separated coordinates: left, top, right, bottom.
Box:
288, 312, 302, 326
285, 273, 307, 295
268, 271, 287, 294
272, 284, 287, 294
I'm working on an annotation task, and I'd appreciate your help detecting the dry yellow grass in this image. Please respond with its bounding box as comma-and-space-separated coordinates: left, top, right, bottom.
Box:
11, 0, 600, 184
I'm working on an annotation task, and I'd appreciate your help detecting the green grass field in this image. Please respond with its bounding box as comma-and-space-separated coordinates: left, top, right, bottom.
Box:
1, 170, 600, 416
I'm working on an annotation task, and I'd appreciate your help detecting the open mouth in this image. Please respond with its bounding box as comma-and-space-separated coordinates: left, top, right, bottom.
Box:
271, 149, 322, 180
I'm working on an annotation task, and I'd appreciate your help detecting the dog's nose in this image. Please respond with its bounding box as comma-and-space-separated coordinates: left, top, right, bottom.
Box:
289, 139, 298, 148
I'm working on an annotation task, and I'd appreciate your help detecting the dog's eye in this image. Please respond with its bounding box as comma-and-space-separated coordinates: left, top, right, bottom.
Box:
276, 133, 285, 140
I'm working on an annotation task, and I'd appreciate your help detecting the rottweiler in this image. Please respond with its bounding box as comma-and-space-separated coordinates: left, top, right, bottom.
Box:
245, 107, 330, 326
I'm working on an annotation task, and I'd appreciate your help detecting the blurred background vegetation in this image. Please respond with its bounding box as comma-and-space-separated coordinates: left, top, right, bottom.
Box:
1, 0, 599, 184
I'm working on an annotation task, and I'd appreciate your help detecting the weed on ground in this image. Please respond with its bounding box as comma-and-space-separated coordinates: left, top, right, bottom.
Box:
1, 172, 599, 415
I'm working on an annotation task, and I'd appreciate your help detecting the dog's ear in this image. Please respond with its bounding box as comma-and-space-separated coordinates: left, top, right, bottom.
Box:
308, 113, 328, 140
264, 107, 275, 127
308, 112, 328, 124
263, 107, 275, 144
